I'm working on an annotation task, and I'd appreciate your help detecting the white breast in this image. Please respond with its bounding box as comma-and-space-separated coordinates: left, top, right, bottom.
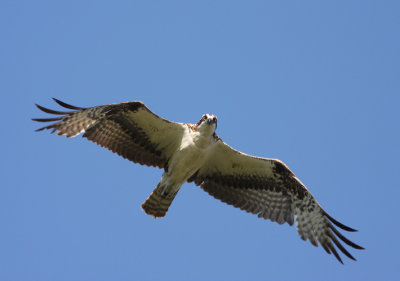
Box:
167, 128, 216, 184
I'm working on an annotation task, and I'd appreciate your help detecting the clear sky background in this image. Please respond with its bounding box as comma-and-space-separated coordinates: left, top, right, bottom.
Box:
1, 1, 399, 280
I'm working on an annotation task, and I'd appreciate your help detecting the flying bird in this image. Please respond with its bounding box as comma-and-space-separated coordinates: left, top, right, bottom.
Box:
32, 98, 363, 263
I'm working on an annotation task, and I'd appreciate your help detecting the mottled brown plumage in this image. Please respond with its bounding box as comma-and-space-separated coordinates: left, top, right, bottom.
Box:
33, 98, 363, 263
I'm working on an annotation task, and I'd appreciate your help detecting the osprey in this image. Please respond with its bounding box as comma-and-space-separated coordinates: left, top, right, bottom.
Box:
33, 98, 363, 263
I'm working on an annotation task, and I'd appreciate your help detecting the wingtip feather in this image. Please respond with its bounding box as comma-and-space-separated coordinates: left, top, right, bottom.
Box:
35, 103, 71, 115
52, 98, 84, 110
324, 212, 358, 232
330, 224, 364, 250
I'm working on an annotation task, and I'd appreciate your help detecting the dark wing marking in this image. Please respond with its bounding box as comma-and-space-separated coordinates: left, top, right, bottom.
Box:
188, 140, 363, 263
33, 98, 186, 169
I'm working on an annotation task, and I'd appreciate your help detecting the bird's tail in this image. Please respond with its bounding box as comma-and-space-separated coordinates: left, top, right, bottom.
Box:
141, 183, 178, 218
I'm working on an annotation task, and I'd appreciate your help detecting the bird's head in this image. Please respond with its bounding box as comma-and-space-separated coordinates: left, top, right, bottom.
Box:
197, 113, 218, 135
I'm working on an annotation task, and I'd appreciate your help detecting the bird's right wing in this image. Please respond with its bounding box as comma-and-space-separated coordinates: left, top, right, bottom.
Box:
32, 98, 186, 169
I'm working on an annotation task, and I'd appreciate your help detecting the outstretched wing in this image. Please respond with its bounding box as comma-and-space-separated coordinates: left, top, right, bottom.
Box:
32, 98, 186, 169
188, 140, 363, 263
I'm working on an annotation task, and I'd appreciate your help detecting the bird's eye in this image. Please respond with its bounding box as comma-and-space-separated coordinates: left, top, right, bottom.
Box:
213, 117, 217, 122
202, 115, 207, 121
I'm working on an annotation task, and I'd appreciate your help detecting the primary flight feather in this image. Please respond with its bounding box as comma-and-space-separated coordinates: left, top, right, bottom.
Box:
32, 98, 363, 263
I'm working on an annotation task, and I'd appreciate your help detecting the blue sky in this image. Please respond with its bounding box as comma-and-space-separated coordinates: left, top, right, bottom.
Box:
1, 1, 399, 280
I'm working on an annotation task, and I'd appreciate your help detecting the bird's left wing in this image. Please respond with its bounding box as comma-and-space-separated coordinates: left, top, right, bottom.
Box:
32, 98, 186, 169
188, 140, 363, 263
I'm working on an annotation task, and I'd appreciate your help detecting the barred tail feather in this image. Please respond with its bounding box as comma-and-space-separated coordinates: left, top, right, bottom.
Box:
141, 184, 177, 218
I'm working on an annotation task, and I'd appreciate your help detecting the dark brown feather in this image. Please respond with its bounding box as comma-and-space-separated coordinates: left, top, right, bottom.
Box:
189, 167, 363, 263
32, 117, 64, 122
141, 183, 177, 218
83, 117, 165, 168
189, 176, 295, 226
32, 99, 178, 168
35, 104, 72, 115
324, 211, 358, 232
52, 98, 85, 110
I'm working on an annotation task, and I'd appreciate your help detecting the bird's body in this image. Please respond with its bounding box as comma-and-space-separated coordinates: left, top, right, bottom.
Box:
33, 99, 363, 263
143, 120, 219, 216
169, 122, 216, 184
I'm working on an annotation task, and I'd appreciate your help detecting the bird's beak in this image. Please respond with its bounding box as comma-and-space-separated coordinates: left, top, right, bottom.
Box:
207, 119, 214, 125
